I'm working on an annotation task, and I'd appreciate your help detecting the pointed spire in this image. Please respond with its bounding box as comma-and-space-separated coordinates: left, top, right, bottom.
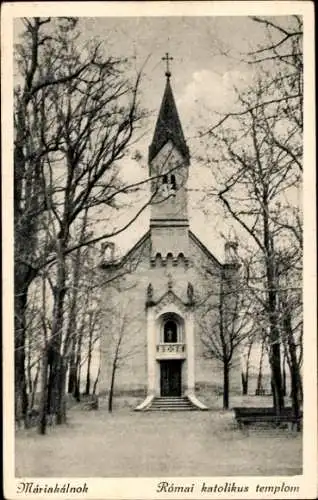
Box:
149, 70, 189, 164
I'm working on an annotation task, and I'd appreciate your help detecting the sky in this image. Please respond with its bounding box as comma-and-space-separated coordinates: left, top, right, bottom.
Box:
71, 16, 282, 260
13, 14, 298, 260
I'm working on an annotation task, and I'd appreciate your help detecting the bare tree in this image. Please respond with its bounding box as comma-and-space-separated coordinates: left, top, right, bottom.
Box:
84, 308, 99, 396
14, 17, 187, 428
105, 299, 144, 413
14, 17, 112, 424
203, 39, 302, 409
14, 17, 145, 428
255, 335, 266, 395
241, 333, 255, 396
279, 284, 302, 422
14, 17, 77, 427
201, 262, 254, 409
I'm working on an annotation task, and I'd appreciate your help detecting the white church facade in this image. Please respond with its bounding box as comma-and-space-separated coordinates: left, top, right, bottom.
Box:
99, 68, 241, 410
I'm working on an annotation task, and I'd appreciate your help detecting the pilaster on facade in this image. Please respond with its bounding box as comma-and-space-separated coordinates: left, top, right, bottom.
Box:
146, 308, 156, 397
184, 310, 195, 395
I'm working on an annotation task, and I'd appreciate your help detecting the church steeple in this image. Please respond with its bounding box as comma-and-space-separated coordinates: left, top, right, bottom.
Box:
148, 59, 191, 260
149, 62, 189, 164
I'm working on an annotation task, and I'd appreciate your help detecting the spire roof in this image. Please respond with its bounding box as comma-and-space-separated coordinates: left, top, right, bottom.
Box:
149, 76, 190, 163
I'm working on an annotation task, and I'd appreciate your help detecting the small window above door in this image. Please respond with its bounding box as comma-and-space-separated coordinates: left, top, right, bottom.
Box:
163, 319, 178, 343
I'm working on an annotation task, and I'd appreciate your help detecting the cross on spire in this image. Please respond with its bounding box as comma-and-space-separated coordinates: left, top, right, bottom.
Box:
162, 52, 173, 78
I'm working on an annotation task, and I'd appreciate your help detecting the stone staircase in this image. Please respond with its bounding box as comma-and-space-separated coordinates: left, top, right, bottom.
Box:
147, 396, 199, 411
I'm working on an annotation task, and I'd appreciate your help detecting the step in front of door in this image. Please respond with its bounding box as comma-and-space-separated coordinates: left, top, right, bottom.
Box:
147, 397, 199, 411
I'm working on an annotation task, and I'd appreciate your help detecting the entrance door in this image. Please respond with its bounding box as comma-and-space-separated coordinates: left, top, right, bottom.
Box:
160, 361, 182, 397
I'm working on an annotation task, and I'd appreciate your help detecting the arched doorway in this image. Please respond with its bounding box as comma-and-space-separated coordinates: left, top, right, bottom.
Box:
159, 314, 183, 397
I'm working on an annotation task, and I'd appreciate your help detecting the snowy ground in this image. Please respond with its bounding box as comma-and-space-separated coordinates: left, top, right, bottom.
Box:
15, 399, 302, 477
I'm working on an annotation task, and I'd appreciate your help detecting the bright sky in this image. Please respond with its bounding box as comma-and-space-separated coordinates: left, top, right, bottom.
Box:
73, 16, 271, 260
14, 14, 297, 261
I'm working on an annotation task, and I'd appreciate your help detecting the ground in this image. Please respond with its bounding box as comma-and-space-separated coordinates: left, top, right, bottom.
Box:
15, 396, 302, 477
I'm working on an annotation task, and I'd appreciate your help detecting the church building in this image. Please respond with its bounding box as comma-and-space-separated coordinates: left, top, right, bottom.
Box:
99, 63, 241, 410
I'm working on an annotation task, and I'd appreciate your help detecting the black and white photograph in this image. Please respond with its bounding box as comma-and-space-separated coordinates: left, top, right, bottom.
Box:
2, 1, 316, 499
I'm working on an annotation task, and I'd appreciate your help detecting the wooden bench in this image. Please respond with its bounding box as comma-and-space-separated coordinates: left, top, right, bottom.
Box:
233, 407, 302, 431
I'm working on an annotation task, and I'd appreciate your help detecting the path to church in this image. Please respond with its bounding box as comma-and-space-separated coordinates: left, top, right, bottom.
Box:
16, 409, 301, 477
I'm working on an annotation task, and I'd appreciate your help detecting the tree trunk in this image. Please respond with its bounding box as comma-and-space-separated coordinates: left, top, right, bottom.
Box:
284, 312, 301, 426
108, 361, 117, 413
49, 238, 68, 424
14, 281, 30, 428
263, 204, 284, 414
66, 209, 89, 394
256, 338, 265, 395
67, 340, 77, 394
269, 343, 284, 414
74, 373, 81, 402
85, 365, 91, 396
14, 138, 43, 427
282, 351, 287, 397
38, 348, 49, 435
85, 325, 93, 395
30, 360, 41, 411
49, 351, 62, 422
26, 337, 33, 395
241, 372, 248, 395
46, 347, 55, 418
56, 358, 67, 425
241, 340, 252, 395
298, 374, 303, 405
92, 367, 100, 396
223, 362, 230, 410
74, 326, 83, 402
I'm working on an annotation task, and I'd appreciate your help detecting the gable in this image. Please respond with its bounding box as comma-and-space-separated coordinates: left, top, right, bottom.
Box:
149, 290, 192, 318
100, 231, 150, 272
101, 229, 222, 273
189, 230, 223, 269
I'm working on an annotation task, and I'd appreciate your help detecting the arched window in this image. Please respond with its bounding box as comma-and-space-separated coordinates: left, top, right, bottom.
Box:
162, 174, 168, 184
170, 174, 177, 190
164, 320, 178, 343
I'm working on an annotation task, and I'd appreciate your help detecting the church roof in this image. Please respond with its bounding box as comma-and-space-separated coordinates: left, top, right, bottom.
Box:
148, 76, 190, 164
189, 231, 222, 267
